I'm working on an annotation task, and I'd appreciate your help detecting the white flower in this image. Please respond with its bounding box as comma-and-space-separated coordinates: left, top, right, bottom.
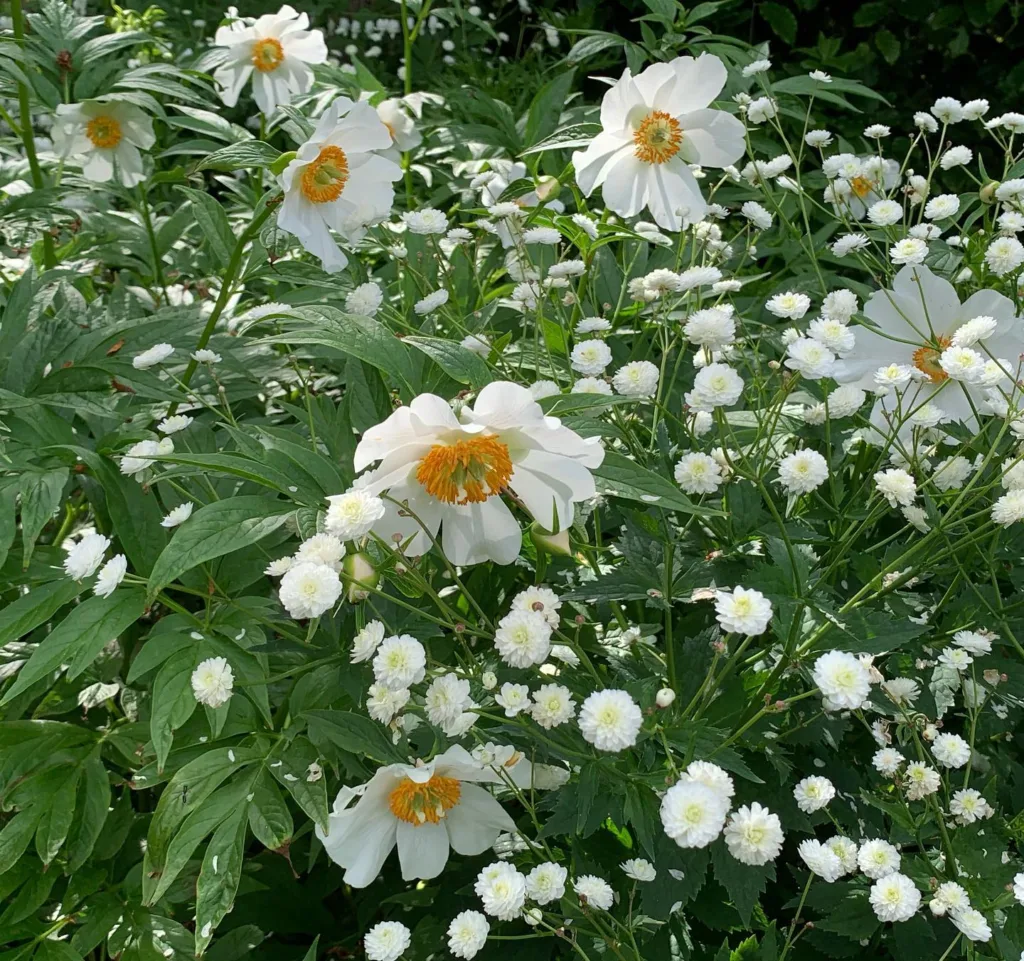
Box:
812, 650, 871, 710
684, 308, 736, 349
525, 862, 567, 904
366, 684, 409, 724
741, 200, 773, 230
212, 5, 327, 115
446, 911, 489, 959
938, 646, 973, 671
192, 349, 221, 364
191, 657, 234, 708
686, 362, 744, 410
675, 452, 724, 495
415, 288, 451, 315
1012, 872, 1024, 905
372, 634, 426, 689
864, 123, 890, 138
992, 489, 1024, 526
530, 380, 560, 400
621, 858, 656, 882
277, 97, 401, 273
157, 415, 192, 435
890, 238, 928, 265
914, 111, 939, 132
810, 318, 855, 355
904, 761, 941, 800
325, 489, 386, 540
931, 97, 964, 123
364, 921, 411, 961
573, 54, 744, 230
295, 533, 345, 571
53, 101, 155, 187
572, 212, 600, 239
806, 129, 833, 146
574, 377, 612, 395
571, 339, 612, 375
120, 438, 173, 481
870, 873, 921, 922
511, 586, 561, 628
461, 334, 493, 357
316, 746, 517, 887
160, 497, 192, 528
613, 360, 660, 398
530, 683, 576, 729
346, 282, 384, 316
778, 449, 828, 495
493, 609, 552, 668
354, 382, 603, 566
94, 554, 127, 597
798, 839, 844, 882
826, 836, 859, 875
495, 682, 530, 717
64, 533, 110, 581
952, 630, 992, 655
279, 562, 342, 618
549, 260, 586, 279
832, 234, 870, 256
133, 343, 174, 369
574, 875, 614, 910
475, 862, 527, 920
742, 58, 771, 76
950, 788, 992, 824
425, 674, 474, 732
793, 776, 836, 813
715, 586, 772, 635
940, 145, 972, 169
952, 909, 992, 942
931, 732, 970, 768
874, 469, 916, 507
578, 689, 643, 751
867, 199, 903, 226
682, 760, 734, 804
924, 194, 960, 220
930, 881, 970, 917
882, 677, 920, 705
403, 208, 449, 235
785, 338, 836, 379
523, 226, 561, 245
723, 803, 784, 865
351, 620, 386, 663
660, 780, 729, 848
746, 97, 777, 123
984, 236, 1024, 276
858, 839, 901, 879
575, 316, 611, 336
766, 291, 812, 319
933, 456, 973, 491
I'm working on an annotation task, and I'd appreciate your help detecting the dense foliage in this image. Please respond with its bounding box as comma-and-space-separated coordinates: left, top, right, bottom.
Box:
3, 3, 1024, 961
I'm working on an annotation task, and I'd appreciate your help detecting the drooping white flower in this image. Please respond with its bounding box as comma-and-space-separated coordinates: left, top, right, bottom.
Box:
572, 54, 744, 230
415, 289, 450, 315
351, 620, 386, 663
425, 674, 474, 733
952, 909, 992, 942
279, 562, 342, 618
133, 343, 174, 370
825, 836, 859, 876
723, 803, 784, 865
578, 689, 643, 751
64, 533, 111, 581
992, 489, 1024, 526
869, 873, 921, 922
53, 101, 155, 187
574, 875, 614, 910
766, 291, 811, 320
191, 656, 234, 708
798, 839, 843, 882
377, 98, 422, 154
930, 881, 970, 917
94, 554, 128, 598
212, 5, 327, 115
364, 921, 411, 961
715, 586, 772, 635
120, 438, 174, 482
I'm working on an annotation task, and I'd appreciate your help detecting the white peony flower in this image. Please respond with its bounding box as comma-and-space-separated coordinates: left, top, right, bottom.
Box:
191, 657, 234, 708
53, 100, 155, 187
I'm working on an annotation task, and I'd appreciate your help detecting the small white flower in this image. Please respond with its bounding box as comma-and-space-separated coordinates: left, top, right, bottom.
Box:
192, 348, 221, 363
785, 338, 836, 379
660, 780, 729, 848
414, 288, 449, 315
950, 788, 992, 824
578, 689, 643, 751
874, 468, 916, 507
904, 761, 941, 800
984, 236, 1024, 276
992, 489, 1024, 525
191, 657, 234, 708
931, 732, 970, 768
621, 858, 656, 882
495, 682, 530, 717
924, 194, 960, 220
612, 360, 659, 398
530, 683, 576, 729
940, 145, 972, 169
674, 452, 724, 495
525, 862, 567, 904
325, 489, 386, 540
858, 839, 901, 879
715, 586, 772, 635
372, 634, 426, 689
133, 343, 174, 369
813, 650, 871, 710
94, 554, 127, 597
402, 208, 448, 235
364, 921, 411, 961
952, 630, 992, 655
511, 586, 561, 628
571, 339, 612, 375
279, 562, 342, 619
475, 862, 527, 920
346, 282, 384, 316
686, 362, 744, 410
741, 200, 773, 230
494, 609, 552, 668
723, 802, 784, 865
157, 414, 192, 435
366, 683, 409, 724
867, 199, 903, 226
523, 226, 561, 245
742, 58, 771, 76
447, 911, 489, 960
952, 908, 991, 942
351, 620, 386, 663
746, 97, 777, 123
766, 291, 812, 319
793, 775, 836, 813
931, 97, 964, 123
798, 839, 844, 882
64, 532, 110, 581
890, 238, 928, 265
574, 875, 614, 910
869, 873, 921, 923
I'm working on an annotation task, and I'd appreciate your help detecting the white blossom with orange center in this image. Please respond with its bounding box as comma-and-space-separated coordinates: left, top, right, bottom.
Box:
52, 101, 154, 187
213, 4, 327, 115
315, 746, 520, 886
834, 264, 1024, 439
353, 382, 604, 566
572, 53, 744, 230
823, 155, 901, 220
277, 97, 402, 273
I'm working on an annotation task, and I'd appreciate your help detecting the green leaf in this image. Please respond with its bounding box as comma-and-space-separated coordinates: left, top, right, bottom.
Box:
146, 496, 293, 601
197, 141, 281, 172
853, 1, 887, 26
0, 480, 19, 569
759, 2, 798, 44
17, 467, 68, 567
178, 186, 236, 269
874, 28, 901, 64
151, 648, 200, 772
0, 809, 42, 875
711, 839, 774, 925
304, 709, 404, 764
524, 68, 576, 148
247, 771, 293, 850
65, 752, 111, 871
2, 590, 146, 704
595, 451, 722, 516
269, 737, 329, 831
404, 335, 494, 386
195, 807, 248, 955
0, 579, 84, 648
35, 765, 82, 865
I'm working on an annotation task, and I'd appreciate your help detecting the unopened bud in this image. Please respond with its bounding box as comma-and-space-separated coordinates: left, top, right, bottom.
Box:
979, 181, 998, 204
481, 671, 497, 690
656, 688, 675, 708
530, 522, 571, 556
269, 150, 297, 176
343, 552, 379, 602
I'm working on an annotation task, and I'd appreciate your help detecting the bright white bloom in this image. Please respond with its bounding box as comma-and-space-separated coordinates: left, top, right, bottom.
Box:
890, 238, 928, 265
660, 780, 729, 848
766, 291, 812, 320
924, 194, 960, 220
930, 881, 970, 917
366, 684, 409, 724
403, 208, 449, 235
372, 634, 426, 689
933, 456, 973, 491
364, 921, 410, 961
279, 562, 342, 618
939, 647, 973, 671
475, 862, 527, 920
120, 438, 173, 481
681, 760, 734, 804
686, 362, 744, 410
523, 226, 561, 245
809, 318, 855, 355
572, 213, 600, 239
157, 415, 192, 435
277, 97, 402, 273
133, 343, 174, 369
1012, 872, 1024, 905
621, 858, 657, 882
778, 450, 828, 495
684, 308, 736, 349
425, 674, 474, 733
675, 452, 724, 495
785, 338, 836, 379
741, 200, 773, 230
530, 684, 576, 729
723, 803, 784, 865
882, 677, 920, 705
715, 586, 772, 635
493, 609, 552, 668
742, 58, 771, 76
578, 689, 643, 751
574, 875, 614, 910
952, 909, 991, 942
826, 836, 859, 875
325, 489, 386, 540
446, 911, 489, 959
904, 761, 941, 800
94, 554, 127, 598
295, 533, 345, 571
870, 873, 921, 922
192, 349, 221, 364
575, 316, 611, 336
351, 620, 386, 663
793, 776, 836, 813
984, 236, 1024, 276
813, 650, 871, 710
952, 630, 992, 655
950, 788, 992, 824
940, 145, 972, 169
191, 657, 234, 708
377, 98, 421, 153
511, 586, 561, 628
858, 839, 901, 879
53, 101, 155, 187
530, 380, 560, 400
571, 339, 612, 375
525, 862, 567, 904
932, 97, 964, 123
874, 469, 916, 507
212, 5, 327, 114
832, 234, 870, 256
798, 839, 844, 882
573, 54, 744, 230
575, 376, 612, 395
64, 533, 111, 581
265, 557, 292, 577
806, 129, 833, 146
746, 97, 777, 123
317, 746, 517, 887
867, 199, 903, 226
415, 288, 450, 316
992, 489, 1024, 526
495, 683, 530, 717
346, 282, 384, 316
931, 732, 970, 768
613, 360, 660, 398
354, 382, 603, 566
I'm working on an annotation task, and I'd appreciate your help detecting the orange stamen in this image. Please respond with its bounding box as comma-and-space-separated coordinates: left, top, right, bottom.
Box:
86, 115, 122, 149
251, 37, 285, 72
416, 435, 513, 505
633, 110, 683, 164
913, 335, 952, 383
388, 774, 461, 825
300, 145, 350, 204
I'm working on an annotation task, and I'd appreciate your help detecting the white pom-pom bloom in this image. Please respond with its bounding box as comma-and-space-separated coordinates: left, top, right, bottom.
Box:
778, 449, 828, 495
276, 97, 402, 273
279, 562, 343, 618
715, 586, 772, 635
660, 781, 729, 848
294, 533, 346, 571
530, 684, 576, 729
766, 291, 812, 319
785, 338, 836, 379
675, 452, 724, 494
950, 788, 992, 824
353, 382, 603, 566
510, 586, 562, 628
613, 360, 660, 398
931, 732, 970, 768
826, 836, 859, 875
874, 469, 917, 507
351, 620, 386, 663
53, 100, 155, 187
952, 908, 992, 942
857, 839, 901, 879
798, 839, 843, 882
64, 533, 111, 581
364, 921, 411, 961
133, 343, 174, 369
366, 684, 410, 724
572, 54, 744, 230
793, 775, 836, 813
495, 682, 530, 717
474, 862, 527, 920
120, 438, 173, 481
621, 858, 657, 881
872, 749, 904, 778
345, 281, 384, 316
94, 554, 128, 598
684, 307, 736, 349
574, 875, 615, 910
869, 873, 921, 923
191, 657, 234, 708
682, 760, 735, 804
578, 690, 643, 751
723, 803, 784, 865
372, 634, 426, 689
425, 674, 474, 732
686, 363, 744, 410
493, 609, 552, 668
570, 339, 613, 375
325, 489, 386, 540
316, 746, 517, 887
904, 761, 941, 800
212, 5, 327, 115
812, 650, 871, 710
991, 489, 1024, 526
525, 862, 567, 904
446, 911, 489, 959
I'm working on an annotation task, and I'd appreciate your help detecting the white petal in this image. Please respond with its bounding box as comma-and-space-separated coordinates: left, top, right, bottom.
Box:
440, 498, 521, 566
678, 108, 745, 167
445, 785, 516, 856
396, 819, 450, 880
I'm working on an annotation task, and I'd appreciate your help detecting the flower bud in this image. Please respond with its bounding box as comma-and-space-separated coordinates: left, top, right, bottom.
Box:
481, 671, 497, 690
979, 181, 999, 204
535, 175, 560, 202
530, 522, 571, 556
343, 552, 378, 602
656, 687, 676, 708
269, 150, 297, 176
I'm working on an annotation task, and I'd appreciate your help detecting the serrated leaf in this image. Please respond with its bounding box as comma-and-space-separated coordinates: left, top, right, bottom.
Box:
404, 335, 494, 386
304, 709, 404, 764
710, 840, 774, 925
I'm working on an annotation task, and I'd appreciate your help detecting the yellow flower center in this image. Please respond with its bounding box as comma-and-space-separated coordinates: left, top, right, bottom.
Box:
416, 435, 513, 505
913, 335, 951, 383
388, 774, 461, 825
86, 115, 122, 149
633, 111, 683, 164
300, 146, 350, 204
850, 175, 875, 199
251, 37, 285, 72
